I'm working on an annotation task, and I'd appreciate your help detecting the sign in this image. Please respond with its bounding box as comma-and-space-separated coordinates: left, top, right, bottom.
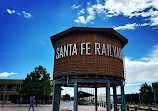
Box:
56, 42, 124, 60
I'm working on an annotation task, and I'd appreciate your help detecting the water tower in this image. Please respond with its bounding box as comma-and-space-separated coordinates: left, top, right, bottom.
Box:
50, 27, 128, 111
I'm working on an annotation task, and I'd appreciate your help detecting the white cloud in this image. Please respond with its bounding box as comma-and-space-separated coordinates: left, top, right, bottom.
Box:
22, 11, 31, 18
104, 0, 158, 26
71, 4, 81, 9
140, 23, 150, 26
87, 2, 91, 5
114, 23, 138, 30
86, 15, 95, 22
125, 44, 158, 83
114, 22, 151, 30
141, 57, 150, 61
92, 3, 106, 14
75, 7, 96, 24
75, 16, 86, 24
6, 8, 31, 18
0, 72, 18, 77
125, 83, 141, 86
72, 0, 158, 27
150, 15, 158, 26
80, 9, 85, 14
7, 9, 15, 14
77, 9, 85, 15
17, 12, 21, 15
74, 19, 80, 23
61, 87, 74, 96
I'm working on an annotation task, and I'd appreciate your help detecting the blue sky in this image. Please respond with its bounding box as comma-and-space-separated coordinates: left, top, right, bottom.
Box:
0, 0, 158, 95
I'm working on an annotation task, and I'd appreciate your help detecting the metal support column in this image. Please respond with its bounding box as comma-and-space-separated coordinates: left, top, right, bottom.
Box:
74, 82, 78, 111
113, 86, 117, 111
95, 87, 98, 111
53, 84, 61, 111
121, 81, 125, 111
106, 82, 111, 111
2, 84, 7, 108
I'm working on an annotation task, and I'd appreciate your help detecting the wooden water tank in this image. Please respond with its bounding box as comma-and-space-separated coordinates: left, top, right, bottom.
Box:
50, 27, 128, 79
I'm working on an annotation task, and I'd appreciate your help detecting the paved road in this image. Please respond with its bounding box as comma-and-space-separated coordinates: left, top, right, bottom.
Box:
0, 101, 111, 111
0, 102, 149, 111
0, 104, 52, 111
60, 101, 108, 111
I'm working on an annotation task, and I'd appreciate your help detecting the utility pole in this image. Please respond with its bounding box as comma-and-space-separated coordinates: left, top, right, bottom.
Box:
2, 84, 7, 108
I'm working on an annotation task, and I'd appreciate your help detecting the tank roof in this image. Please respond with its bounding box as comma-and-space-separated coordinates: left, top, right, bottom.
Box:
50, 26, 128, 47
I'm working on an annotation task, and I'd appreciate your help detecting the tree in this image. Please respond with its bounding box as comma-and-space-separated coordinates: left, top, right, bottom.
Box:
70, 97, 74, 101
18, 65, 53, 101
63, 94, 70, 101
139, 82, 154, 104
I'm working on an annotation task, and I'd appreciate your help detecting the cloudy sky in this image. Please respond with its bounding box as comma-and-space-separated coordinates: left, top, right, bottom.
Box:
0, 0, 158, 95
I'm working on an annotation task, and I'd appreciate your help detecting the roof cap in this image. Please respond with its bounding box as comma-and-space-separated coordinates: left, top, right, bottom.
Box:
50, 26, 128, 47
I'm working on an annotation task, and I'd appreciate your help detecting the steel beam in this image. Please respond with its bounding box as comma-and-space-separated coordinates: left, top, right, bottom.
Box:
106, 82, 111, 111
95, 87, 98, 111
53, 84, 61, 111
74, 82, 78, 111
121, 81, 125, 111
55, 78, 121, 86
113, 86, 117, 111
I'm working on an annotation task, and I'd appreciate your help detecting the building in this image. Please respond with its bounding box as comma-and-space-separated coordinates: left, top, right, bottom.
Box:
125, 93, 140, 104
0, 79, 54, 104
97, 93, 140, 104
0, 79, 22, 104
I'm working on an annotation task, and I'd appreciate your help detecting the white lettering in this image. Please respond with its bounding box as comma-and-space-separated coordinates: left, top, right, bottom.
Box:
86, 42, 91, 55
120, 49, 124, 60
69, 44, 73, 56
81, 43, 85, 55
116, 47, 119, 58
107, 44, 110, 56
118, 48, 122, 60
60, 46, 63, 58
112, 45, 116, 57
56, 48, 60, 59
110, 44, 113, 57
55, 42, 123, 60
72, 43, 77, 56
63, 45, 68, 57
95, 43, 100, 55
101, 44, 107, 55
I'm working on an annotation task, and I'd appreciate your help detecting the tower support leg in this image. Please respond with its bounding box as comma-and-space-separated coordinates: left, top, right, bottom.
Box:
95, 87, 98, 111
106, 82, 111, 111
74, 82, 78, 111
121, 81, 125, 111
113, 86, 118, 111
53, 84, 61, 111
